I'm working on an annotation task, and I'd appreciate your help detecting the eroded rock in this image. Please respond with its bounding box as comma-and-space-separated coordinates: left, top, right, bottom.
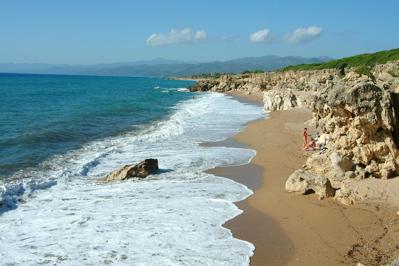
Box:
312, 82, 399, 179
263, 89, 298, 111
285, 169, 336, 199
104, 159, 159, 182
187, 62, 399, 206
330, 152, 354, 177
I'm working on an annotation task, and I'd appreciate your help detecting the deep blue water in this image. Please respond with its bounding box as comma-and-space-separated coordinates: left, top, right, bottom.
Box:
0, 73, 194, 180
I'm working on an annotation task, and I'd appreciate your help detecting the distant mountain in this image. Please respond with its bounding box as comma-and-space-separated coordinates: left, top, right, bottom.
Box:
0, 56, 332, 77
0, 63, 64, 73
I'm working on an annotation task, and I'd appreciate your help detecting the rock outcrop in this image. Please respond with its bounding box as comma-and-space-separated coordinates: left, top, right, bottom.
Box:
190, 62, 399, 206
283, 65, 399, 205
104, 159, 159, 182
189, 73, 269, 95
311, 82, 399, 179
263, 89, 299, 111
285, 169, 336, 199
287, 65, 399, 205
263, 89, 312, 111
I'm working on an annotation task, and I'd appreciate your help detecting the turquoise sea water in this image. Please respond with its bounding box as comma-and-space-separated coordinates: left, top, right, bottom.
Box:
0, 73, 194, 180
0, 73, 266, 265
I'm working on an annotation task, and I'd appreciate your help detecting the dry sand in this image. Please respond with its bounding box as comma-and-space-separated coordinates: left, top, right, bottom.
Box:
206, 93, 399, 265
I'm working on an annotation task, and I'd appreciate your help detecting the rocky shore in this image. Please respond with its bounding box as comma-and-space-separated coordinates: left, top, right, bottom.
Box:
189, 62, 399, 207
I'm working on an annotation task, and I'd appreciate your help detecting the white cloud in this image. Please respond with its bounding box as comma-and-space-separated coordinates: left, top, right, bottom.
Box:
195, 30, 207, 41
286, 26, 323, 43
146, 28, 207, 46
250, 29, 272, 43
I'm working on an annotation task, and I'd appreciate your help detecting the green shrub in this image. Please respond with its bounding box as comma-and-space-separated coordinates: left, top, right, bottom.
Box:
282, 48, 399, 71
190, 72, 232, 79
354, 65, 375, 81
241, 69, 264, 74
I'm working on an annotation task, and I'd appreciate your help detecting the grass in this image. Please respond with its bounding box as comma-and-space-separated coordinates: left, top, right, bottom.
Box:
282, 48, 399, 71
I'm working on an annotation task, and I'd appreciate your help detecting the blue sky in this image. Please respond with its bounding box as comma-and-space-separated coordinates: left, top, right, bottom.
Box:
1, 0, 398, 64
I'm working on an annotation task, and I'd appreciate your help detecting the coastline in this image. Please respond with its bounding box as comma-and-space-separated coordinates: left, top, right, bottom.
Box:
206, 93, 399, 265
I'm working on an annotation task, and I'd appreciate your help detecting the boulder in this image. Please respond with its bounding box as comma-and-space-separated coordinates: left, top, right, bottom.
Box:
334, 177, 399, 205
330, 152, 354, 177
263, 89, 298, 111
285, 169, 336, 199
104, 159, 159, 182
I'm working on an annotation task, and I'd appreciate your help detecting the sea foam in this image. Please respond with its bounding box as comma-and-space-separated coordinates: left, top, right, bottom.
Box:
0, 93, 264, 265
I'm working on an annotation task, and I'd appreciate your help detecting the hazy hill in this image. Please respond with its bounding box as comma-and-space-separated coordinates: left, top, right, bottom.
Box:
0, 56, 330, 77
83, 56, 330, 77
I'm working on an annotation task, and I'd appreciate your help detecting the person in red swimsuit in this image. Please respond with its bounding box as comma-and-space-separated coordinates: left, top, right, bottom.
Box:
303, 128, 308, 148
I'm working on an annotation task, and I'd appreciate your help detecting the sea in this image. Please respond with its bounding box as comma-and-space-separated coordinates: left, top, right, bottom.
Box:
0, 73, 264, 265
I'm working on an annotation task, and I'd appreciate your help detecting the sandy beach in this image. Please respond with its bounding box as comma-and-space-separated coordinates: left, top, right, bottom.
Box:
207, 94, 399, 265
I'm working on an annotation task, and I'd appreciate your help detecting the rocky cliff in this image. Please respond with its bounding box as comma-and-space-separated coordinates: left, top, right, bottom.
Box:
189, 62, 399, 206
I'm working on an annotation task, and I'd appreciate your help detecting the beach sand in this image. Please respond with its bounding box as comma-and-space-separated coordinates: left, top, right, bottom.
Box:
207, 93, 399, 265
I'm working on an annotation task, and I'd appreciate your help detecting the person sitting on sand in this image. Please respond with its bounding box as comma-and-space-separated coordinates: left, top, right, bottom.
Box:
303, 128, 308, 148
304, 136, 319, 151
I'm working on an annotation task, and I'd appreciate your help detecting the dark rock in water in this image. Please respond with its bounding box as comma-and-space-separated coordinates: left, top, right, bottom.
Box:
104, 159, 159, 182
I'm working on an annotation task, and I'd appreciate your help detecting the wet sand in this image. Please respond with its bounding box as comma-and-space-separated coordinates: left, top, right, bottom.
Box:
206, 94, 399, 265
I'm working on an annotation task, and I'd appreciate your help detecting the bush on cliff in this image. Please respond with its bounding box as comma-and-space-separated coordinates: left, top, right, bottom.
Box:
282, 48, 399, 71
354, 65, 376, 81
241, 69, 264, 74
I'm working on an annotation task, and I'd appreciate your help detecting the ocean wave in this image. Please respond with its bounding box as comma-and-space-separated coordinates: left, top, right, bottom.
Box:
156, 87, 189, 93
0, 92, 265, 265
2, 93, 259, 212
0, 178, 57, 213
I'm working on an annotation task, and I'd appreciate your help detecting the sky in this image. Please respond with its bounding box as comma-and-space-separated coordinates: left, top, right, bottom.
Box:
1, 0, 398, 64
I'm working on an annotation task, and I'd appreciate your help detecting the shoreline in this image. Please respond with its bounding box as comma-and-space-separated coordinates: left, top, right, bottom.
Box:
206, 93, 399, 265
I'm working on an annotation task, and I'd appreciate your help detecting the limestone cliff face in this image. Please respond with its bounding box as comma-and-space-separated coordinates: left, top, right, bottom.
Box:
311, 82, 398, 179
284, 64, 399, 205
190, 62, 399, 205
189, 74, 267, 94
295, 80, 399, 205
189, 69, 337, 95
263, 89, 299, 111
